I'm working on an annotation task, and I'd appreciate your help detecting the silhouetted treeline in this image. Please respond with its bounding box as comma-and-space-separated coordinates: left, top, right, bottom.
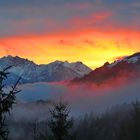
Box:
7, 100, 140, 140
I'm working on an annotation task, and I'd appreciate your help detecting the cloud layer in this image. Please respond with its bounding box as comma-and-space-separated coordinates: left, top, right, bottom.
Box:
0, 0, 140, 68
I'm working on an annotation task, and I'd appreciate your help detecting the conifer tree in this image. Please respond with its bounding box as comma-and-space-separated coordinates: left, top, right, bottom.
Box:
130, 100, 140, 140
0, 67, 20, 140
49, 101, 73, 140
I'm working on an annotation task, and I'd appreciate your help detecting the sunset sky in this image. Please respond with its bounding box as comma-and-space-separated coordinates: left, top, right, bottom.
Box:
0, 0, 140, 69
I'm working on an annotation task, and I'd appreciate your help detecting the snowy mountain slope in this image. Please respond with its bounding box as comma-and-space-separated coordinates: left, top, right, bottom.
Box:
72, 52, 140, 85
0, 55, 92, 84
108, 52, 140, 68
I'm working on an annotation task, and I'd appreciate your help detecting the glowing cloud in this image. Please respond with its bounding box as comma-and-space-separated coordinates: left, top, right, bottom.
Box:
0, 0, 140, 68
0, 29, 139, 69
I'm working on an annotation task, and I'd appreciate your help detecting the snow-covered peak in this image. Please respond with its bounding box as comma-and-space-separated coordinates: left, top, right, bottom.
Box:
124, 56, 139, 63
0, 56, 92, 83
108, 60, 122, 68
47, 60, 92, 77
58, 61, 92, 76
108, 53, 140, 68
124, 52, 140, 63
69, 61, 92, 76
0, 55, 36, 66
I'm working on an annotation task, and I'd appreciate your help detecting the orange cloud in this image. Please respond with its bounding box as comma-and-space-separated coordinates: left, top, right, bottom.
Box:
0, 28, 139, 69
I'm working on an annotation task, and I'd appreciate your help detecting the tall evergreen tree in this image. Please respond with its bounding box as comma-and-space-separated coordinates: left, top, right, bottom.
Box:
0, 67, 20, 140
130, 100, 140, 140
117, 100, 140, 140
49, 101, 73, 140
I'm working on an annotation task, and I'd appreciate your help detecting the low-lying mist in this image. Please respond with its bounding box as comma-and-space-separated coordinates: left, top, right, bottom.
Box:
7, 79, 140, 140
12, 79, 140, 117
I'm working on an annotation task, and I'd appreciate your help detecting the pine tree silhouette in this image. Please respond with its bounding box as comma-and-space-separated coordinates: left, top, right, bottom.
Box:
0, 66, 21, 140
130, 100, 140, 140
49, 101, 73, 140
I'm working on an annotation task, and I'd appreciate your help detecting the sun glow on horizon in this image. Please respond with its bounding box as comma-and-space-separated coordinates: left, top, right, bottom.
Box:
0, 29, 139, 69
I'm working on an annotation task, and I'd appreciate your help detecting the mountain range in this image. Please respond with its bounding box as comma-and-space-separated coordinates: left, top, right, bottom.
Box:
72, 52, 140, 85
0, 55, 92, 84
1, 52, 140, 85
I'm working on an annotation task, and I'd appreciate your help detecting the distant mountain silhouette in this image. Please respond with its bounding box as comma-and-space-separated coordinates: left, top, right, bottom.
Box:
72, 52, 140, 85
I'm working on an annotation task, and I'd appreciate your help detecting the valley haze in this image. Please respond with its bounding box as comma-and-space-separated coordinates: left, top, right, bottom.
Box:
1, 52, 140, 116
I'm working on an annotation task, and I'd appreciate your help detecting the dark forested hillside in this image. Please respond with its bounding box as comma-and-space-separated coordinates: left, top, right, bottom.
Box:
7, 101, 140, 140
